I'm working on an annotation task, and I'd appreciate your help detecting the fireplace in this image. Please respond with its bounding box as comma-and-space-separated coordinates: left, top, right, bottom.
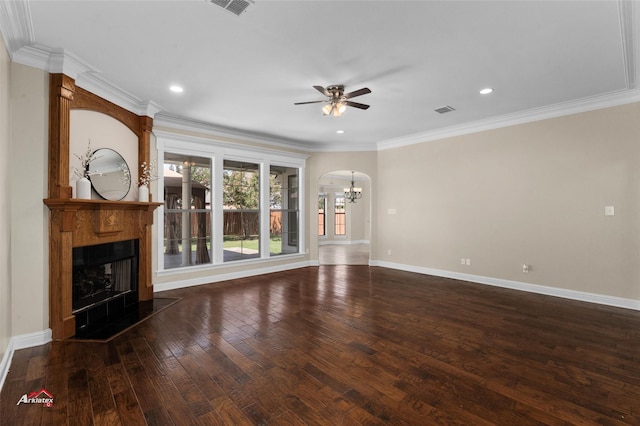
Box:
45, 198, 161, 339
72, 239, 139, 337
45, 74, 162, 340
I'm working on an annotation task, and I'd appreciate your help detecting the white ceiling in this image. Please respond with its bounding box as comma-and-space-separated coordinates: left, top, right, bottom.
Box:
1, 0, 639, 151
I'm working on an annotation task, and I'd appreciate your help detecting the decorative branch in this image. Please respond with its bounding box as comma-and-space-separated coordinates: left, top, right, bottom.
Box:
138, 160, 158, 187
73, 140, 102, 178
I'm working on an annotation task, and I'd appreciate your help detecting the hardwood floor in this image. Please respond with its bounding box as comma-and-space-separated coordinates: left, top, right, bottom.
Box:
319, 243, 370, 265
2, 266, 639, 425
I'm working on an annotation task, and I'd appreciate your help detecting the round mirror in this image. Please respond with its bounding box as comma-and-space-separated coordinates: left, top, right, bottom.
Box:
88, 148, 131, 201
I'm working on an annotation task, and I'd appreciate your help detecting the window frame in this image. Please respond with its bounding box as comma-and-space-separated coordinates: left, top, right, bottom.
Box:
162, 155, 213, 269
334, 193, 346, 236
318, 193, 326, 237
155, 131, 306, 273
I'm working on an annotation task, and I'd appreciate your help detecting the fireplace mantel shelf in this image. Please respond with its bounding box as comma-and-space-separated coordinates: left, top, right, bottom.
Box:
44, 198, 163, 211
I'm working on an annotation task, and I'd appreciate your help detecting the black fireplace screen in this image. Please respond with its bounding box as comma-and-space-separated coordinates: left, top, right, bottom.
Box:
72, 239, 138, 314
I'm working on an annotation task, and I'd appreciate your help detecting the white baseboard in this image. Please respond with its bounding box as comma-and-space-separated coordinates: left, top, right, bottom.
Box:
0, 329, 52, 392
154, 260, 314, 293
370, 260, 640, 311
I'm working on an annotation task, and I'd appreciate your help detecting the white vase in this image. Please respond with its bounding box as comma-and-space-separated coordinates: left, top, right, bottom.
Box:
76, 177, 91, 199
138, 185, 149, 202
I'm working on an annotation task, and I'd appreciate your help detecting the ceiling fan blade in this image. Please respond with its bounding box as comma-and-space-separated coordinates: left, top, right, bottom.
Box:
344, 87, 371, 99
313, 85, 331, 97
345, 100, 370, 110
294, 100, 325, 105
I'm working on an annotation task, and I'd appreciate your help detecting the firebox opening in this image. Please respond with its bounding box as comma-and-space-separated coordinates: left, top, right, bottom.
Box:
72, 239, 139, 337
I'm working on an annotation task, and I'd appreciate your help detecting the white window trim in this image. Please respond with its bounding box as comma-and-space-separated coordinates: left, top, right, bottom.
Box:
154, 130, 307, 273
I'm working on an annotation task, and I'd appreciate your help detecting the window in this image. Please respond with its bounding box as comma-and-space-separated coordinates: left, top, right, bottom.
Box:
163, 154, 212, 269
318, 194, 326, 236
270, 166, 299, 256
223, 160, 260, 261
156, 132, 305, 272
335, 194, 346, 235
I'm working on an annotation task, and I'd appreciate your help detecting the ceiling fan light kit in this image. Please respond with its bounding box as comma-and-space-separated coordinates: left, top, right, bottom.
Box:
322, 102, 347, 117
295, 85, 371, 117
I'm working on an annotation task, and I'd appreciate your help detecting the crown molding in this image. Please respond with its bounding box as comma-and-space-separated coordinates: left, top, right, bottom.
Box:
154, 112, 314, 152
9, 43, 162, 118
377, 87, 640, 151
378, 0, 640, 151
154, 128, 310, 161
0, 0, 34, 56
3, 0, 639, 152
11, 44, 94, 78
75, 72, 163, 118
618, 0, 639, 89
154, 112, 379, 153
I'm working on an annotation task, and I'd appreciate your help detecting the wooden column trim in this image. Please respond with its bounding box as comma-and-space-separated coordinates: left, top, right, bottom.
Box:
138, 115, 153, 183
48, 74, 75, 199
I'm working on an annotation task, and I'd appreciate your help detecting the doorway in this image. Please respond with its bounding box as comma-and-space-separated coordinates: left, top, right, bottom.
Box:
317, 170, 371, 265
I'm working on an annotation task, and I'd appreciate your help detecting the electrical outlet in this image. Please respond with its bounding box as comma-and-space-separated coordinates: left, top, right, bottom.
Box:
461, 258, 466, 265
387, 249, 392, 255
465, 259, 471, 266
523, 264, 530, 273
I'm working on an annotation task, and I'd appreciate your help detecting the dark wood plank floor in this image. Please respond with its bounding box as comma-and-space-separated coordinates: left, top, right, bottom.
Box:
2, 266, 639, 425
319, 244, 370, 265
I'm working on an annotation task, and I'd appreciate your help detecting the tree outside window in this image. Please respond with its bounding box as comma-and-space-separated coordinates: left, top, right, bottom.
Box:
223, 160, 260, 261
163, 154, 211, 269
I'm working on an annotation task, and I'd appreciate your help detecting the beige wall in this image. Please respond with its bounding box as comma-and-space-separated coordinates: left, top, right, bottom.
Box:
376, 103, 640, 301
9, 63, 49, 335
0, 34, 11, 362
70, 110, 140, 202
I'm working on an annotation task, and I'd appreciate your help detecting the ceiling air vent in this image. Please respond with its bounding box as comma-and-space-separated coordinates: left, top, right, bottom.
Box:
209, 0, 254, 16
434, 105, 455, 114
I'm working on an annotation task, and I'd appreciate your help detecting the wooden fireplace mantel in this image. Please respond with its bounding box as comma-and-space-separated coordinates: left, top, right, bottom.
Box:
45, 199, 162, 339
46, 73, 158, 339
44, 199, 163, 244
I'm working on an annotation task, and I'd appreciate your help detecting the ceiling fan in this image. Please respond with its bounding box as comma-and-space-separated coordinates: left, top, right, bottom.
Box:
294, 85, 371, 117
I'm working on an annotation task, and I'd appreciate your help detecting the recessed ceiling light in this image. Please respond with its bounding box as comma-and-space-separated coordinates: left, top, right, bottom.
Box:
336, 130, 345, 134
169, 85, 183, 93
479, 87, 494, 95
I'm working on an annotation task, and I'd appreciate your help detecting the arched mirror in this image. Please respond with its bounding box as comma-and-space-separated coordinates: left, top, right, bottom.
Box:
88, 148, 131, 200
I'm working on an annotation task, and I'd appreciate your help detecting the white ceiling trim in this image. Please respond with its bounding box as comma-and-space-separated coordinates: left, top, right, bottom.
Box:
154, 129, 309, 161
11, 44, 93, 79
76, 72, 163, 119
618, 0, 638, 88
154, 113, 313, 153
2, 0, 639, 153
377, 87, 640, 151
0, 0, 33, 56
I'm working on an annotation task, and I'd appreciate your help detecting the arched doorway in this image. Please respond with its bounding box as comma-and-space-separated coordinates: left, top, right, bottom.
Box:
317, 170, 371, 265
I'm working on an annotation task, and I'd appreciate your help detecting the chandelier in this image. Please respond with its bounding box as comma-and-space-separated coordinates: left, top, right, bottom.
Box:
344, 171, 363, 203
